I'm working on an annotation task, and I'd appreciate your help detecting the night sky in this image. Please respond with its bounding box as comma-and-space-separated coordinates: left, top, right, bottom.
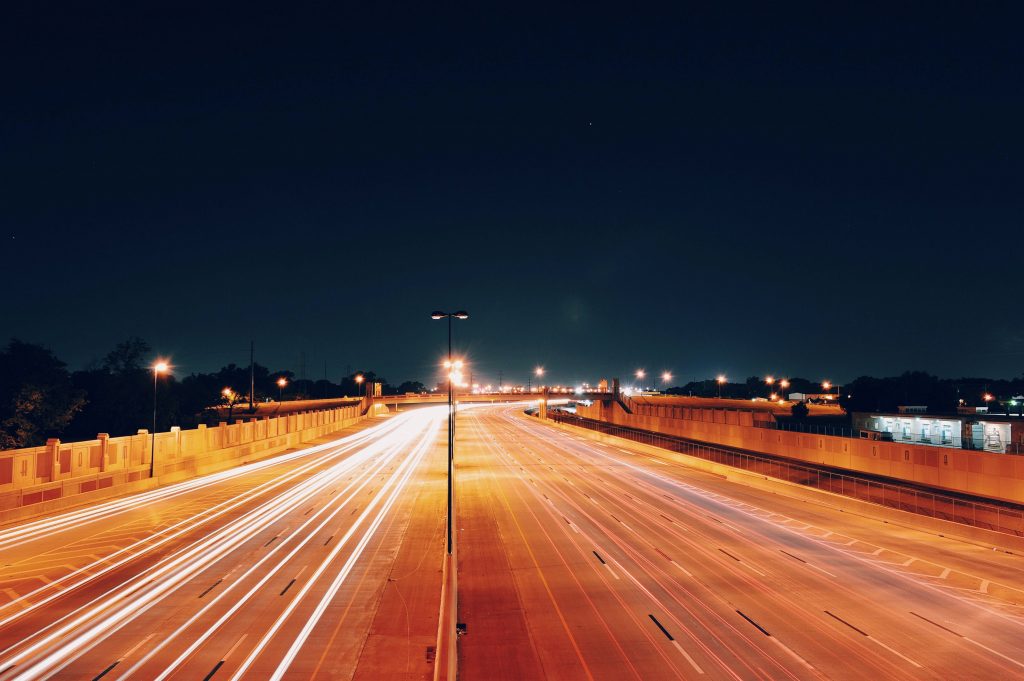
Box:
3, 3, 1022, 387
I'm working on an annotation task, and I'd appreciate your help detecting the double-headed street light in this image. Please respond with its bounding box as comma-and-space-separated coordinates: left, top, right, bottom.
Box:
431, 310, 469, 555
150, 360, 169, 478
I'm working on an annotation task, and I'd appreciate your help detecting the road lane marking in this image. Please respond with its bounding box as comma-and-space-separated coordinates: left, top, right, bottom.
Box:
670, 560, 693, 577
825, 610, 921, 668
737, 610, 816, 672
198, 579, 223, 599
779, 549, 837, 578
671, 641, 705, 674
979, 580, 990, 593
910, 611, 1024, 669
939, 568, 951, 579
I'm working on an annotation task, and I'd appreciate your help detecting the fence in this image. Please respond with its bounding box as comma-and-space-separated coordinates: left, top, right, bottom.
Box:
551, 411, 1024, 537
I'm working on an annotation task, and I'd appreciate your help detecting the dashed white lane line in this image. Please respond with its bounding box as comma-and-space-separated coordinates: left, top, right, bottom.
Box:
671, 640, 705, 674
671, 560, 693, 577
869, 636, 922, 668
939, 568, 951, 579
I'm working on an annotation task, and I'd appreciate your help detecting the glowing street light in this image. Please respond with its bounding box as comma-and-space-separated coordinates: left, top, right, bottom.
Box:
765, 375, 775, 399
661, 371, 673, 384
983, 393, 995, 403
150, 360, 170, 478
779, 379, 790, 399
636, 369, 646, 390
716, 374, 726, 398
355, 373, 365, 398
430, 309, 469, 556
276, 377, 288, 402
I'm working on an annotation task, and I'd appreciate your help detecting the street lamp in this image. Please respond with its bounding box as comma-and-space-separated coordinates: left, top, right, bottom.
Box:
822, 380, 838, 400
779, 379, 790, 400
636, 369, 645, 391
431, 310, 469, 555
355, 373, 365, 398
276, 377, 288, 402
150, 360, 169, 478
661, 370, 672, 385
716, 375, 726, 398
765, 375, 775, 399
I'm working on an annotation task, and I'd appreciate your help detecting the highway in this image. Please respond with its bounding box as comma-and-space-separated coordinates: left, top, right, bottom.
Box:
3, 402, 1024, 680
457, 405, 1024, 680
0, 407, 448, 681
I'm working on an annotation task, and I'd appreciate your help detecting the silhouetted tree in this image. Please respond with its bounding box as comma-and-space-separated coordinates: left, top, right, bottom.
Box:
395, 381, 427, 394
0, 340, 86, 447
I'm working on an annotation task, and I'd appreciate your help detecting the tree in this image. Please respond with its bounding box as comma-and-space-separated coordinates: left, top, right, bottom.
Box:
790, 401, 809, 420
0, 340, 86, 448
395, 381, 427, 394
102, 337, 151, 374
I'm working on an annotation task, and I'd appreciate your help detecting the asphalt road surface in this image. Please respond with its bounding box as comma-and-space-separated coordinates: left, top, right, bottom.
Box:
456, 405, 1024, 681
4, 402, 1024, 680
0, 407, 448, 681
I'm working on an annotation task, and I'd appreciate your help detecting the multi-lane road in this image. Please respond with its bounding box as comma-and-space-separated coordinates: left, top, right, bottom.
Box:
2, 403, 1024, 679
457, 405, 1024, 680
0, 407, 448, 680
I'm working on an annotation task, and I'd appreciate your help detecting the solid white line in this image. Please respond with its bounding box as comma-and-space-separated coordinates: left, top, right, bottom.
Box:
604, 563, 619, 580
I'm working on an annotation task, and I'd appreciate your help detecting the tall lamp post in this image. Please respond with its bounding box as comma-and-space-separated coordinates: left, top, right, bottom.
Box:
778, 379, 790, 401
150, 360, 169, 478
431, 310, 469, 555
717, 374, 727, 399
661, 371, 672, 391
355, 373, 365, 398
277, 377, 288, 402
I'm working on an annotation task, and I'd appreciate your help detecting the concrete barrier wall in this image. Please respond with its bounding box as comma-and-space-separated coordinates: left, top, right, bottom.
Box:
0, 404, 364, 518
576, 400, 1024, 505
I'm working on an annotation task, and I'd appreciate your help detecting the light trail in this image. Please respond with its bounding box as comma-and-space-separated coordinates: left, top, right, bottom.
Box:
0, 407, 446, 681
0, 413, 413, 551
0, 417, 407, 628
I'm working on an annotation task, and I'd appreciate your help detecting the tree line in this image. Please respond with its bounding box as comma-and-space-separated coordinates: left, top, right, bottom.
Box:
668, 372, 1024, 415
0, 338, 427, 448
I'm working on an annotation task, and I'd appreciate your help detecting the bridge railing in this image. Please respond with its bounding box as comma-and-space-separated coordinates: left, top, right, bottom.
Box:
551, 412, 1024, 537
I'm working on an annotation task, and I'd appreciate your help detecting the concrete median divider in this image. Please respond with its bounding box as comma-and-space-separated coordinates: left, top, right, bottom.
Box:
0, 404, 366, 524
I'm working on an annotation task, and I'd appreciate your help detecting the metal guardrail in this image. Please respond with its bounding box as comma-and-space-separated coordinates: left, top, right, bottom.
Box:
551, 412, 1024, 537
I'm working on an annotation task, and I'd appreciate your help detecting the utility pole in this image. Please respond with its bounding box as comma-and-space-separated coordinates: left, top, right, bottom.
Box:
249, 341, 255, 410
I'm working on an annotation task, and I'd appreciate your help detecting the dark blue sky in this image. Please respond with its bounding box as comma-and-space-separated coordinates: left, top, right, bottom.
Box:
2, 3, 1022, 387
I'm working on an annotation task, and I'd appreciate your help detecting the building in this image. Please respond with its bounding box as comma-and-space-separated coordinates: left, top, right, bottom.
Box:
853, 409, 1024, 454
